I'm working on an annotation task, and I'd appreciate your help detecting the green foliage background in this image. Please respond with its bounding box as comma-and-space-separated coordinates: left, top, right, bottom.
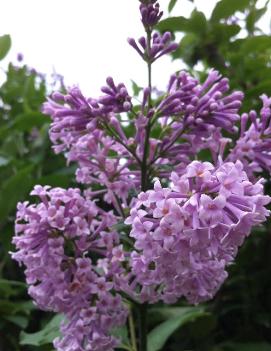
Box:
0, 0, 271, 350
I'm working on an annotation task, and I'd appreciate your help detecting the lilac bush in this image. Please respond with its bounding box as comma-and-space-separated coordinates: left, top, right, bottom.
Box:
12, 1, 271, 350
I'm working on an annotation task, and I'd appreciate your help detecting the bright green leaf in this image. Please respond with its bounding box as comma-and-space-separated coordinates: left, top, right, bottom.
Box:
156, 16, 189, 32
189, 10, 207, 34
241, 35, 271, 54
211, 0, 250, 22
0, 34, 11, 60
157, 11, 206, 34
147, 308, 207, 351
20, 314, 63, 346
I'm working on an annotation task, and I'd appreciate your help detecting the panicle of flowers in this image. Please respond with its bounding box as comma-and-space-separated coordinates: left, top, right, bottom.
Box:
43, 80, 138, 209
125, 160, 270, 304
12, 185, 128, 351
228, 94, 271, 178
128, 31, 178, 63
159, 70, 243, 131
12, 0, 271, 350
43, 78, 132, 152
43, 87, 105, 154
141, 70, 243, 180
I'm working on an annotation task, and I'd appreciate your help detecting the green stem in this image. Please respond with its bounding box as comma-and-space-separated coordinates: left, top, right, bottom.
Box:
138, 26, 152, 351
103, 123, 142, 165
141, 29, 152, 192
129, 308, 138, 351
137, 303, 148, 351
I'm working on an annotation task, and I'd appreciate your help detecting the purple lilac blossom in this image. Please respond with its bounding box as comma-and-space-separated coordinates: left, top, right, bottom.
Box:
125, 160, 270, 304
12, 0, 271, 350
228, 94, 271, 178
12, 186, 128, 351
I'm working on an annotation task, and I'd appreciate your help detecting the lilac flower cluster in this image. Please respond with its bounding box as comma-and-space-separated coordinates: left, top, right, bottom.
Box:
144, 70, 244, 178
228, 94, 271, 178
128, 32, 178, 63
12, 186, 127, 351
43, 77, 131, 154
12, 1, 271, 350
126, 160, 270, 304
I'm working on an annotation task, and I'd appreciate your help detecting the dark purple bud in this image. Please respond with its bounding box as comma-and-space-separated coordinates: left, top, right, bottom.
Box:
17, 53, 24, 62
127, 38, 144, 58
138, 37, 147, 49
52, 92, 64, 102
240, 113, 248, 137
101, 86, 114, 95
161, 32, 171, 43
106, 77, 116, 91
123, 101, 132, 111
155, 43, 178, 59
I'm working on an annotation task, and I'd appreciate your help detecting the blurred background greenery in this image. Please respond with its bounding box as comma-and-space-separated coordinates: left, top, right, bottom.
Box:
0, 0, 271, 350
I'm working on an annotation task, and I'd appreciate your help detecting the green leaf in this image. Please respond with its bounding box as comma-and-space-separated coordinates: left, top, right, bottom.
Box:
20, 314, 63, 346
0, 34, 11, 60
212, 23, 241, 41
246, 79, 271, 98
0, 300, 34, 315
241, 35, 271, 54
4, 315, 28, 329
147, 308, 207, 351
189, 10, 207, 34
111, 324, 129, 345
0, 279, 26, 298
131, 80, 142, 96
246, 6, 268, 33
0, 165, 34, 220
13, 112, 47, 131
211, 0, 250, 22
168, 0, 178, 12
156, 16, 189, 33
157, 11, 206, 34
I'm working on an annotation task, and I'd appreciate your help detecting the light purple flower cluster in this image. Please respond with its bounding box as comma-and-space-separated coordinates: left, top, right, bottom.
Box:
12, 1, 271, 350
125, 160, 270, 304
145, 70, 244, 178
43, 78, 131, 154
228, 94, 271, 177
12, 186, 127, 351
